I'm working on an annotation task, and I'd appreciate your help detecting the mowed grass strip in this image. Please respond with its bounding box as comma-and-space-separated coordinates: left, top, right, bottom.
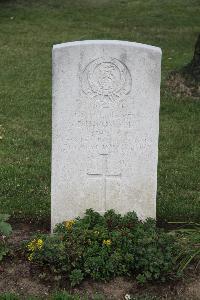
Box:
0, 0, 200, 222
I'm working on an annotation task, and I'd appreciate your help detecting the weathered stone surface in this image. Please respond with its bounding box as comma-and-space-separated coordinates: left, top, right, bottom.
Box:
51, 40, 162, 229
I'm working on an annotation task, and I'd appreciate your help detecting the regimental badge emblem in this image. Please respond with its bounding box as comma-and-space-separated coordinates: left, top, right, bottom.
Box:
81, 57, 132, 104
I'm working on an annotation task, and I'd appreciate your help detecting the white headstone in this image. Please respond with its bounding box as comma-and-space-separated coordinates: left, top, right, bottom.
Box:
51, 40, 162, 229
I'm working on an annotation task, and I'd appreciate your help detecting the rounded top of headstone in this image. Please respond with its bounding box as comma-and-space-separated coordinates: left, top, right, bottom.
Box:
53, 40, 162, 55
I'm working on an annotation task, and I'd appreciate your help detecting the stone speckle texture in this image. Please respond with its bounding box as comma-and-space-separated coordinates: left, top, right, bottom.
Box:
51, 40, 162, 229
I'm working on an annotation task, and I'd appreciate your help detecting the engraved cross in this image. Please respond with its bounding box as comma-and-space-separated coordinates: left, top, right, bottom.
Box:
87, 154, 121, 210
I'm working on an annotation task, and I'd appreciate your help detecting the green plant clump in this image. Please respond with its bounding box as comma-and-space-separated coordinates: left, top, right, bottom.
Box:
0, 214, 12, 262
26, 209, 180, 285
170, 223, 200, 273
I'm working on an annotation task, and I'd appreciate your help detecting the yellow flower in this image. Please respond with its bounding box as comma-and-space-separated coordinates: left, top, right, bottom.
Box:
65, 219, 75, 230
28, 253, 33, 261
27, 238, 44, 252
27, 239, 36, 251
103, 239, 112, 246
36, 239, 44, 250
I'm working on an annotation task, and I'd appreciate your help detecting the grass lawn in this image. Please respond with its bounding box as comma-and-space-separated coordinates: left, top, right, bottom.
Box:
0, 0, 200, 223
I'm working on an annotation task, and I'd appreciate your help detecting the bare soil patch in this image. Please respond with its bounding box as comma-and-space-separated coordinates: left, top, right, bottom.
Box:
166, 71, 200, 99
0, 223, 199, 299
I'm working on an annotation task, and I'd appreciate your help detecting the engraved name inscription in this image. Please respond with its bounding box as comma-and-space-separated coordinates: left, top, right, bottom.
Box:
81, 57, 132, 104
